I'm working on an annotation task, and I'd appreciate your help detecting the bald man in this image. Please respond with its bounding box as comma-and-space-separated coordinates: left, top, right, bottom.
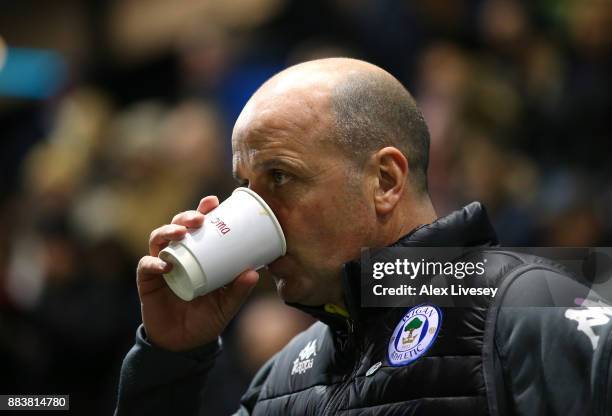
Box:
115, 59, 612, 415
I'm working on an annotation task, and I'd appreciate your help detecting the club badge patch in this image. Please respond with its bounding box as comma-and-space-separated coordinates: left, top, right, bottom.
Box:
387, 304, 442, 366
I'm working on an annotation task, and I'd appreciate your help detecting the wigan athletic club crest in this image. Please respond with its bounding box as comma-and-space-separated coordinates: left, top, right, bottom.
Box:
387, 304, 442, 366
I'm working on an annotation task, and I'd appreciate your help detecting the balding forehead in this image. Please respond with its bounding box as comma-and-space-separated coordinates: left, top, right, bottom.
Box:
239, 57, 390, 116
232, 57, 402, 159
233, 80, 333, 143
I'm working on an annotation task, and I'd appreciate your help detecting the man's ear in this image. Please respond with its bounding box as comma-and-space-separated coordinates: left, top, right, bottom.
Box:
372, 147, 408, 216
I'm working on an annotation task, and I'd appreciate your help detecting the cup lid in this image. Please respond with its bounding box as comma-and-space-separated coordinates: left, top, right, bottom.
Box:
159, 243, 207, 301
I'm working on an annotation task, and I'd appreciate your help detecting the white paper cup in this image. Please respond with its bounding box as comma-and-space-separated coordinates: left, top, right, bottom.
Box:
159, 187, 286, 301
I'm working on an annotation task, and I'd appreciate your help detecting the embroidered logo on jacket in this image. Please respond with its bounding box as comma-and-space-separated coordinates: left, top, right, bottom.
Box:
565, 299, 612, 350
291, 340, 317, 375
388, 304, 442, 366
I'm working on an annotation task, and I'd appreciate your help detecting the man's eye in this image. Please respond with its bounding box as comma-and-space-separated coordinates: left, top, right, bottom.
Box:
271, 169, 290, 186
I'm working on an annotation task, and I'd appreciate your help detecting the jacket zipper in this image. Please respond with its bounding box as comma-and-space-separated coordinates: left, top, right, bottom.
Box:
323, 318, 362, 415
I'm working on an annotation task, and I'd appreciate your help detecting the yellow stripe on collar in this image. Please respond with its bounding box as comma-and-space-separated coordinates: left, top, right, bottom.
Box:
324, 303, 349, 318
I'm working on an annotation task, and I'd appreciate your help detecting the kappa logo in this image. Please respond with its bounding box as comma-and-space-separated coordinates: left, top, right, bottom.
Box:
565, 299, 612, 350
388, 304, 442, 366
291, 340, 317, 375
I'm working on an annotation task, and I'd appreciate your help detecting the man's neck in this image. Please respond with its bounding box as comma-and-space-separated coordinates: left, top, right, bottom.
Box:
384, 196, 437, 247
330, 197, 437, 311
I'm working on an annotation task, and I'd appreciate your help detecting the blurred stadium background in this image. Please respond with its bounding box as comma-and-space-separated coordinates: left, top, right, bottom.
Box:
1, 0, 611, 414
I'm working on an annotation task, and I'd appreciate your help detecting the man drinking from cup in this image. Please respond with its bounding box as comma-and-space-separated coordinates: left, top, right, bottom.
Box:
115, 58, 612, 416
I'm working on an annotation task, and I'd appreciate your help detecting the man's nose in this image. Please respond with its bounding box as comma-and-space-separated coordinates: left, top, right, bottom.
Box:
247, 184, 280, 220
249, 183, 269, 204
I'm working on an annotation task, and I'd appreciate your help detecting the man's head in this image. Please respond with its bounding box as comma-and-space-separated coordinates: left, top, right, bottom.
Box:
232, 58, 435, 306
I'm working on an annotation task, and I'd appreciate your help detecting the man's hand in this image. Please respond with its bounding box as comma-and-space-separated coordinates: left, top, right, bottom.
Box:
136, 195, 260, 351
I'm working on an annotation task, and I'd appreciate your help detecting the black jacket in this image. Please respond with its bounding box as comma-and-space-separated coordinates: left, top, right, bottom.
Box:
115, 202, 612, 415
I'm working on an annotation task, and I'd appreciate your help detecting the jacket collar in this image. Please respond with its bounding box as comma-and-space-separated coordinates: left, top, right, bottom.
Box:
287, 202, 499, 331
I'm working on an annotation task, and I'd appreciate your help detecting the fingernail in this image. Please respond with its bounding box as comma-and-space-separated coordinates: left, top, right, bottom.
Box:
159, 260, 168, 269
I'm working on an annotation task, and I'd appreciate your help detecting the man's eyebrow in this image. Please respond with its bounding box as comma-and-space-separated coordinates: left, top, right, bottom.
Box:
252, 159, 297, 172
232, 159, 303, 184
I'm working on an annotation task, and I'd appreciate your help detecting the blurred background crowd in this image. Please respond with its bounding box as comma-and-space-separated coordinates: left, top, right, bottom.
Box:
1, 0, 611, 414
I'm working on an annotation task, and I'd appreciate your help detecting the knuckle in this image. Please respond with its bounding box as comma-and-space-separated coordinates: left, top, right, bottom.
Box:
171, 212, 183, 224
137, 256, 147, 272
149, 227, 162, 243
172, 210, 203, 227
191, 211, 204, 222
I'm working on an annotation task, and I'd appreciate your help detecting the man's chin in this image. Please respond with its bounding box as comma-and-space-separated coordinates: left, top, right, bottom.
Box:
267, 261, 327, 305
272, 275, 301, 304
268, 272, 311, 305
268, 258, 298, 299
273, 276, 331, 307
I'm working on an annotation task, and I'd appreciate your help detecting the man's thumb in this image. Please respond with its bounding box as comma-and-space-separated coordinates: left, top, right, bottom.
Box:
221, 269, 260, 313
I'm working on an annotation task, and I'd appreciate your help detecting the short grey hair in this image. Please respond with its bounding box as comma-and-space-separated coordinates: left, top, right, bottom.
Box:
331, 72, 431, 195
